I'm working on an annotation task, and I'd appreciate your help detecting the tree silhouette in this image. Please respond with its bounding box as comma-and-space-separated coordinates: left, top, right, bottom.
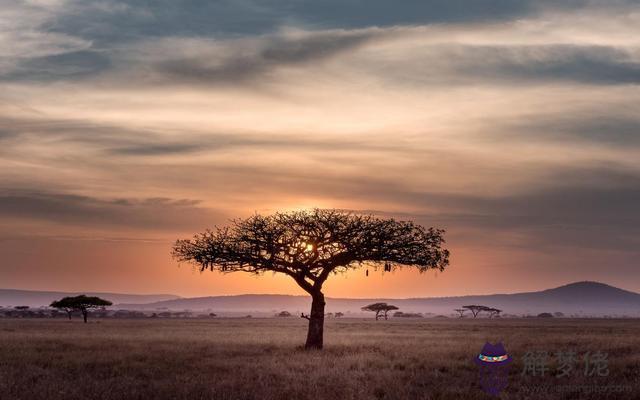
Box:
454, 308, 466, 318
362, 303, 399, 320
382, 304, 399, 320
172, 209, 449, 349
50, 295, 112, 323
462, 305, 491, 318
486, 308, 502, 318
334, 312, 344, 318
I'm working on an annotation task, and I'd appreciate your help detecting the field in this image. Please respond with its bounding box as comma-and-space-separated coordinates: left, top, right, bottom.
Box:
1, 318, 638, 399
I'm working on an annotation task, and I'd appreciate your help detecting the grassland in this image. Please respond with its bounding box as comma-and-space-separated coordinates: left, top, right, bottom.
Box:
0, 318, 638, 399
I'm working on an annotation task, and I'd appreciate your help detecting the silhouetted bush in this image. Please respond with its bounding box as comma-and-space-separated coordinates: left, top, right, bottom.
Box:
276, 311, 292, 317
393, 311, 423, 318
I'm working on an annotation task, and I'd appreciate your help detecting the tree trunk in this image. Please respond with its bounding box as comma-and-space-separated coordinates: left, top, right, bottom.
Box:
82, 310, 88, 323
67, 311, 72, 320
304, 293, 325, 350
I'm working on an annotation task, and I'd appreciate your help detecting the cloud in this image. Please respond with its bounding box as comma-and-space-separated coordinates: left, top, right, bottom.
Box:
148, 29, 382, 86
4, 50, 112, 81
39, 0, 546, 45
0, 113, 379, 158
0, 190, 223, 231
361, 44, 640, 87
0, 1, 91, 75
454, 45, 640, 85
5, 0, 640, 88
489, 114, 640, 148
5, 161, 637, 253
2, 0, 640, 293
351, 167, 640, 252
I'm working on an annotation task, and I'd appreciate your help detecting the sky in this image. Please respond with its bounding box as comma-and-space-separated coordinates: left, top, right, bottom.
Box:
1, 0, 639, 298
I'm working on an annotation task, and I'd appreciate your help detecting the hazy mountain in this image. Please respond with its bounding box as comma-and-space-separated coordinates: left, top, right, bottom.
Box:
116, 281, 640, 317
0, 289, 180, 308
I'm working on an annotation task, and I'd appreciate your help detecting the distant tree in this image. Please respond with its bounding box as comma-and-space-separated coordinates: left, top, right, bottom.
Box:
537, 312, 553, 318
362, 303, 399, 320
209, 313, 217, 318
487, 308, 502, 318
462, 305, 491, 318
382, 304, 399, 320
14, 306, 29, 310
172, 209, 449, 349
454, 308, 467, 318
325, 312, 334, 318
276, 311, 292, 317
553, 312, 564, 318
50, 301, 74, 320
362, 303, 386, 320
50, 295, 112, 323
334, 312, 344, 318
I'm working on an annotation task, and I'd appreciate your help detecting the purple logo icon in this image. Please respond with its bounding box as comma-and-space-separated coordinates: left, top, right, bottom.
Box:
475, 342, 512, 396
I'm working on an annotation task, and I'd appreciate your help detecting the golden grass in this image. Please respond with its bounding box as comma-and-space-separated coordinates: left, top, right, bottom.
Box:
1, 318, 638, 399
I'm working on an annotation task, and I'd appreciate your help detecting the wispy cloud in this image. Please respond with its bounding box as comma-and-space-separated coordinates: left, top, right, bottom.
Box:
0, 189, 223, 232
153, 30, 382, 86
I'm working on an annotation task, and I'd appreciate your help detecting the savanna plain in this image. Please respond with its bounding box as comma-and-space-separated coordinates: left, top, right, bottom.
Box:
1, 318, 638, 400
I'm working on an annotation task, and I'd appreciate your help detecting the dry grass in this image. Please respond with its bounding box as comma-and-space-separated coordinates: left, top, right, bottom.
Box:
1, 318, 638, 399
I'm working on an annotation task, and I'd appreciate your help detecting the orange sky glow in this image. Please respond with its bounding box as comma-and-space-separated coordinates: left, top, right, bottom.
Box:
1, 1, 639, 298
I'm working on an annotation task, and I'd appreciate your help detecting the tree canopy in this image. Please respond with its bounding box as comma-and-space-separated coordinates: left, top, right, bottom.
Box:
361, 303, 399, 320
50, 295, 112, 323
462, 305, 502, 318
172, 209, 449, 349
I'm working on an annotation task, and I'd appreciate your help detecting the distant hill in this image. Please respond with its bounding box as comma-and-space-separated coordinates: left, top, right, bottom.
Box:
116, 281, 640, 317
0, 289, 180, 308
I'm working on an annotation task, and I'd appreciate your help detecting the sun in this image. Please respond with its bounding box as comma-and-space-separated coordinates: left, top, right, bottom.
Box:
300, 242, 314, 252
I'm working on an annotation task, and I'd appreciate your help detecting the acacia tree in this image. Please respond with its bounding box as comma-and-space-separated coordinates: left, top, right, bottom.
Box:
172, 209, 449, 349
462, 305, 490, 318
50, 301, 74, 320
50, 295, 112, 323
454, 308, 466, 318
382, 304, 399, 320
361, 303, 399, 320
487, 308, 502, 318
